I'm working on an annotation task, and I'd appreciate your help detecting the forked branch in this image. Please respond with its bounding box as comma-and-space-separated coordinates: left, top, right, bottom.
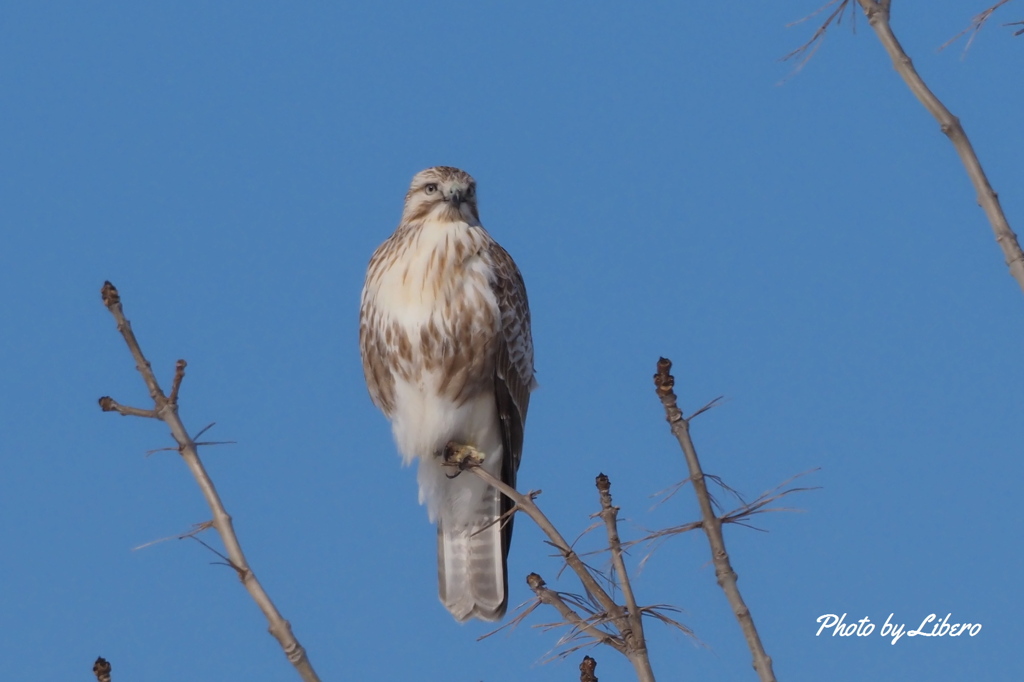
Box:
793, 1, 1024, 293
941, 0, 1021, 51
466, 465, 669, 682
97, 281, 320, 682
857, 0, 1024, 293
781, 0, 855, 68
595, 474, 650, 666
653, 358, 776, 682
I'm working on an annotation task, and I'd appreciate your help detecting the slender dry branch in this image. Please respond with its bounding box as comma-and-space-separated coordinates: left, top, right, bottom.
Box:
941, 0, 1017, 51
653, 358, 776, 682
466, 465, 662, 682
526, 573, 626, 654
634, 470, 819, 548
852, 0, 1024, 293
595, 474, 652, 679
98, 396, 157, 419
580, 655, 598, 682
465, 466, 626, 629
168, 359, 186, 405
781, 0, 855, 68
720, 472, 820, 529
93, 657, 112, 682
98, 281, 320, 682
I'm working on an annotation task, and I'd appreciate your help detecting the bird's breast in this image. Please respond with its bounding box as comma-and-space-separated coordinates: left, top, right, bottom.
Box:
364, 220, 500, 404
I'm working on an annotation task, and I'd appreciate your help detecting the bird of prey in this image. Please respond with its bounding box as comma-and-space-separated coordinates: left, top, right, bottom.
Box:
359, 166, 536, 622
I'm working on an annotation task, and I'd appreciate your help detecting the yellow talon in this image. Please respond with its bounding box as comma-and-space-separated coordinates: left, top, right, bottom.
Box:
442, 442, 486, 473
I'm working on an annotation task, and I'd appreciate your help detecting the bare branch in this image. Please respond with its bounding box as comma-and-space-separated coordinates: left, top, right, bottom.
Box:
465, 465, 627, 627
940, 0, 1016, 52
527, 573, 626, 655
654, 357, 777, 682
633, 469, 818, 559
132, 520, 215, 551
630, 520, 705, 548
781, 0, 854, 70
168, 359, 186, 405
465, 464, 666, 681
98, 396, 157, 419
720, 470, 820, 527
477, 597, 544, 641
595, 474, 653, 679
193, 422, 217, 440
639, 605, 697, 639
98, 281, 321, 682
687, 396, 724, 421
849, 1, 1024, 293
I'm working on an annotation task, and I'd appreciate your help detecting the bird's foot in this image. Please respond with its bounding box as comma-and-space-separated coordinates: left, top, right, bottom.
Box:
441, 442, 485, 479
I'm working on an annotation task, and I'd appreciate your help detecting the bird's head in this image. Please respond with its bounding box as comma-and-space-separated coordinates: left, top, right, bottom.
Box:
401, 166, 480, 225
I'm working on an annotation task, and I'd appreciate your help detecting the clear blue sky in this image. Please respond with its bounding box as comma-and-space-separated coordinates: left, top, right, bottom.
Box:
2, 2, 1022, 680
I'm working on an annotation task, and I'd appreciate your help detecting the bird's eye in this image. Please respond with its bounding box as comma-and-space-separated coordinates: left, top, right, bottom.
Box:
466, 185, 475, 197
424, 183, 438, 195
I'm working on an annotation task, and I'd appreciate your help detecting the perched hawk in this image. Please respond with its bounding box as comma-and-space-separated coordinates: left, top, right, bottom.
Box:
359, 166, 536, 622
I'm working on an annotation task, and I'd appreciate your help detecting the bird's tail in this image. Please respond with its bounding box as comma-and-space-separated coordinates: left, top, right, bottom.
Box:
436, 482, 508, 622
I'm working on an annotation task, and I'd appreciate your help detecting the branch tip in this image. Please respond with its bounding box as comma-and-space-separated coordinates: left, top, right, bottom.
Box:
580, 655, 598, 682
852, 0, 1024, 293
169, 359, 188, 404
98, 396, 158, 418
93, 657, 112, 682
99, 283, 321, 682
100, 281, 120, 308
654, 357, 675, 399
655, 356, 776, 681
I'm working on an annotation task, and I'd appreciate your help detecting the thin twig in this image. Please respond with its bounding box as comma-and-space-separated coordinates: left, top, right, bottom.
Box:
476, 597, 543, 641
781, 0, 854, 70
654, 357, 776, 682
466, 466, 627, 628
639, 604, 696, 638
595, 474, 654, 681
527, 573, 626, 654
168, 359, 186, 405
98, 281, 320, 682
687, 396, 724, 421
852, 0, 1024, 293
466, 464, 661, 682
720, 472, 820, 527
132, 520, 215, 551
940, 0, 1016, 52
98, 396, 157, 419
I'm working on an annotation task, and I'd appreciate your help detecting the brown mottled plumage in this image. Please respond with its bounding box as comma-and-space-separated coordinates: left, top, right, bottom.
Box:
359, 166, 536, 622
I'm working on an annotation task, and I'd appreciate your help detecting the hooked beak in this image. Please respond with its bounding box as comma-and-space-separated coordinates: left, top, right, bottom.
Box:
444, 187, 465, 206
